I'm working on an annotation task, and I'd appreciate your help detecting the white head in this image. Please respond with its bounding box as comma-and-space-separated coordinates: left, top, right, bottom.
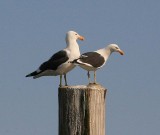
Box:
107, 44, 124, 55
65, 31, 85, 43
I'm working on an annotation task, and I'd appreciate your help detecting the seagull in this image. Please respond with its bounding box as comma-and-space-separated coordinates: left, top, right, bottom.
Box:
26, 31, 84, 87
71, 44, 124, 84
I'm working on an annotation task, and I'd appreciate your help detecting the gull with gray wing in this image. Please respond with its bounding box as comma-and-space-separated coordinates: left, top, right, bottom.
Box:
71, 44, 124, 84
26, 31, 84, 87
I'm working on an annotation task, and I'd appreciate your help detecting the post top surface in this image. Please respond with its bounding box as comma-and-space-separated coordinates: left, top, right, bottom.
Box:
59, 83, 106, 90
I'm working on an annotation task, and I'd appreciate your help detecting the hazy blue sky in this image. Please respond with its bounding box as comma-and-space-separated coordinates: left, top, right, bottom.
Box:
0, 0, 160, 135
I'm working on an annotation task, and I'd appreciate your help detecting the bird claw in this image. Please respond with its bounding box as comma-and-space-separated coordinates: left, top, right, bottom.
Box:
59, 84, 63, 87
88, 82, 98, 85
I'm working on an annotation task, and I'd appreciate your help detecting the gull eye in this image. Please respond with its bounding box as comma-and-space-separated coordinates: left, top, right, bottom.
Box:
75, 33, 78, 35
115, 47, 118, 49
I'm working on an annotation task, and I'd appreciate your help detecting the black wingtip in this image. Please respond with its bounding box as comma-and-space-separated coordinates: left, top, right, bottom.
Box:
25, 73, 32, 77
25, 71, 36, 77
25, 70, 40, 78
25, 74, 30, 77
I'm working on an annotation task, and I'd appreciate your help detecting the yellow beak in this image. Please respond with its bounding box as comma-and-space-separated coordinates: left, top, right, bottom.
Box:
78, 35, 85, 41
118, 50, 124, 55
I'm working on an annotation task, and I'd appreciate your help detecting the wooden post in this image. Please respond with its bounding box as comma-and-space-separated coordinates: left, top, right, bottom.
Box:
58, 83, 107, 135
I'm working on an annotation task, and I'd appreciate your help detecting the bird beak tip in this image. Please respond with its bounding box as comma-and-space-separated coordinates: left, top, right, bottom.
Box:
78, 36, 85, 41
118, 50, 124, 55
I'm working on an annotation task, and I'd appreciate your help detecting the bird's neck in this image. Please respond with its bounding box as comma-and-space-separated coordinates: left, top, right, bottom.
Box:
106, 47, 112, 55
66, 39, 80, 57
97, 47, 112, 61
105, 47, 112, 60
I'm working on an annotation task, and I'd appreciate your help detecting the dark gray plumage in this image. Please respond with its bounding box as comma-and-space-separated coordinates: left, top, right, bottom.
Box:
71, 44, 124, 84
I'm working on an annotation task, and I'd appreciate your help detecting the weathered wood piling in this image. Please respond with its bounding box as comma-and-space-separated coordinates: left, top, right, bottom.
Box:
58, 83, 107, 135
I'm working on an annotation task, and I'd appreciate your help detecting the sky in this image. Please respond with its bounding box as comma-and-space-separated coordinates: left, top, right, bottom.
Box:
0, 0, 160, 135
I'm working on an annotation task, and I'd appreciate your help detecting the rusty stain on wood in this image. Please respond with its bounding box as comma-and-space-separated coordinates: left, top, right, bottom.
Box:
58, 83, 107, 135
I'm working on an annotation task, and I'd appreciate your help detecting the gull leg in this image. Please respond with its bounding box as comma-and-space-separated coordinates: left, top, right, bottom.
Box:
87, 71, 91, 84
59, 75, 62, 87
94, 71, 97, 84
64, 74, 68, 86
